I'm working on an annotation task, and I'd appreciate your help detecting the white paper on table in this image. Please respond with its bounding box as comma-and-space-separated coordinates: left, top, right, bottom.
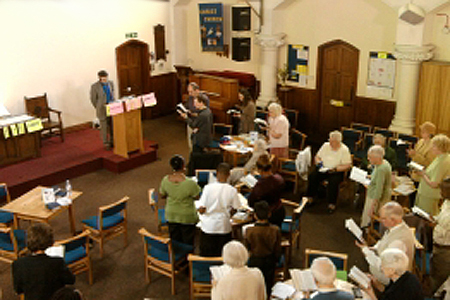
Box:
56, 197, 72, 206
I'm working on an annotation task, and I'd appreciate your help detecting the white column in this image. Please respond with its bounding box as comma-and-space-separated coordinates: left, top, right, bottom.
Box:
389, 44, 434, 134
255, 33, 286, 108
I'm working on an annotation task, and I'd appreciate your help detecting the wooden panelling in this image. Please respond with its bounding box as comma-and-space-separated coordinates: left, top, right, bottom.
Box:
353, 96, 396, 129
143, 72, 179, 119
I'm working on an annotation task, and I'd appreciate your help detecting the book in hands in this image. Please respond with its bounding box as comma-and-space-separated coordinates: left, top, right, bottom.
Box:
407, 161, 424, 171
210, 264, 231, 282
240, 173, 258, 188
350, 167, 371, 186
176, 103, 188, 114
254, 118, 268, 127
412, 206, 434, 222
227, 109, 240, 114
45, 245, 65, 258
348, 266, 371, 289
290, 269, 318, 292
345, 218, 365, 243
271, 282, 297, 300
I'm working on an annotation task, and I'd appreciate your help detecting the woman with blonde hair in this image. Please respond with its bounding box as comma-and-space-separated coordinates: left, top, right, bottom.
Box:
408, 121, 437, 180
266, 102, 290, 158
415, 134, 450, 215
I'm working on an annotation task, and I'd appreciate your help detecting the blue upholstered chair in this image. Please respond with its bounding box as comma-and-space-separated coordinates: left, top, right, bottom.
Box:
373, 127, 395, 139
0, 226, 26, 263
388, 138, 412, 173
284, 108, 299, 130
188, 254, 223, 300
82, 196, 129, 258
281, 198, 309, 263
138, 227, 193, 295
350, 122, 372, 133
304, 248, 348, 280
397, 133, 419, 147
355, 133, 374, 162
289, 129, 307, 159
56, 230, 92, 284
148, 189, 168, 233
0, 183, 13, 227
341, 127, 363, 155
195, 169, 217, 189
278, 158, 300, 193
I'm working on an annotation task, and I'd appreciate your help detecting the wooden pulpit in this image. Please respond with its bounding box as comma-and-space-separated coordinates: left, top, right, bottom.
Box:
112, 106, 144, 158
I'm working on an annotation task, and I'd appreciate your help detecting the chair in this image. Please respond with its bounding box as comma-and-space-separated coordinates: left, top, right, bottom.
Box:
278, 158, 300, 193
210, 123, 233, 148
388, 138, 412, 174
82, 196, 129, 258
148, 189, 168, 233
0, 183, 13, 227
341, 127, 363, 154
55, 230, 93, 284
354, 133, 374, 162
255, 109, 268, 120
188, 254, 223, 300
138, 227, 193, 295
366, 214, 382, 246
195, 169, 217, 188
281, 198, 308, 262
289, 129, 307, 158
373, 127, 395, 139
304, 248, 348, 280
24, 93, 64, 142
0, 227, 26, 263
397, 133, 419, 146
284, 108, 299, 130
351, 122, 372, 133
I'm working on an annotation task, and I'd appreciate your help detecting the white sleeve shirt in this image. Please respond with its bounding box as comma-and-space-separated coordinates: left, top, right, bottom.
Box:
317, 142, 352, 169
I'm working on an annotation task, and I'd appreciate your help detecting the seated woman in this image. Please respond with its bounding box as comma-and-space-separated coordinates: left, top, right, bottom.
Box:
12, 223, 75, 300
159, 154, 201, 246
248, 154, 286, 228
362, 248, 423, 300
228, 139, 269, 185
212, 241, 266, 300
415, 134, 450, 215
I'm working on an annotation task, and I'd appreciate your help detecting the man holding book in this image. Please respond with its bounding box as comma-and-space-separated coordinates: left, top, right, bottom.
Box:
184, 82, 210, 150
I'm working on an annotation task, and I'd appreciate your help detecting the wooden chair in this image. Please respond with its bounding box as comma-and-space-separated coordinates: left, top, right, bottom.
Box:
138, 228, 193, 295
304, 248, 348, 280
148, 188, 168, 233
195, 169, 217, 188
278, 158, 300, 193
281, 198, 308, 263
0, 183, 13, 227
284, 108, 299, 130
341, 127, 363, 155
24, 93, 64, 142
366, 214, 382, 246
0, 227, 27, 263
388, 138, 412, 174
289, 129, 307, 158
82, 196, 129, 258
55, 230, 93, 284
350, 122, 372, 133
373, 127, 395, 139
188, 254, 223, 300
354, 133, 374, 162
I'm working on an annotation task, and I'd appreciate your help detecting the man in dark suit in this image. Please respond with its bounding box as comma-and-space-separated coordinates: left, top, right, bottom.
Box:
90, 70, 115, 150
12, 223, 75, 300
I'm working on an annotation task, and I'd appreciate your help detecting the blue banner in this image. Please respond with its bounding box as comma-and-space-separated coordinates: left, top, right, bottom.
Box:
199, 3, 224, 52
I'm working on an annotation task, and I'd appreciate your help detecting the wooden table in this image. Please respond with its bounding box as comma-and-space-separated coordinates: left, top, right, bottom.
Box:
2, 186, 82, 235
219, 134, 262, 167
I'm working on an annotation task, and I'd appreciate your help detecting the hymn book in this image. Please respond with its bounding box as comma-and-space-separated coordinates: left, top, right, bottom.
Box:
210, 264, 231, 282
350, 167, 371, 186
254, 118, 268, 127
289, 269, 317, 292
348, 266, 371, 289
345, 218, 365, 243
176, 103, 188, 114
407, 161, 424, 172
412, 206, 434, 222
240, 173, 258, 188
226, 109, 240, 114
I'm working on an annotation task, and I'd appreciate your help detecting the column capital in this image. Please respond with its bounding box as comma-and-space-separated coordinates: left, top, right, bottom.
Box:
255, 33, 286, 49
393, 44, 435, 62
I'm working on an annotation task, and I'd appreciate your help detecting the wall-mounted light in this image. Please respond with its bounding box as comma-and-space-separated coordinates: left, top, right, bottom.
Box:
437, 13, 450, 34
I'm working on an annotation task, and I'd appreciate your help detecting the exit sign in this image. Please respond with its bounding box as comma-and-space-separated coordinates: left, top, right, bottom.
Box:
125, 32, 138, 38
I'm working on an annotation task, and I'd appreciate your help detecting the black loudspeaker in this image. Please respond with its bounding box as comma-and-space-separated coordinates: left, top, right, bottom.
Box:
232, 6, 251, 31
232, 37, 251, 62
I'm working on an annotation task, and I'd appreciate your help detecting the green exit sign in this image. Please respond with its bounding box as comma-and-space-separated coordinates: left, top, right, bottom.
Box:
125, 32, 138, 38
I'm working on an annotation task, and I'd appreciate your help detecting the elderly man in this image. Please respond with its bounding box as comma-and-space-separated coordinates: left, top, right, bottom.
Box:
307, 257, 354, 299
185, 82, 210, 150
356, 201, 415, 285
361, 134, 397, 171
360, 145, 392, 228
306, 130, 352, 213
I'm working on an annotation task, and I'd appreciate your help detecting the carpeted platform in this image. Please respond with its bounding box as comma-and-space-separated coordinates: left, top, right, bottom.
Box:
0, 128, 158, 198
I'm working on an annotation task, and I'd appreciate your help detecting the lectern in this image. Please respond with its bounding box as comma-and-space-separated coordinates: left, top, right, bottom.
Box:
112, 105, 144, 158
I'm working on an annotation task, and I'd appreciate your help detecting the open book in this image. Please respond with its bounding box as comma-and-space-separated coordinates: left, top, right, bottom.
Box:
45, 245, 65, 258
240, 173, 258, 188
345, 218, 365, 243
412, 206, 434, 223
254, 118, 268, 127
350, 167, 371, 186
176, 103, 188, 114
348, 266, 371, 289
210, 264, 231, 282
226, 109, 240, 114
290, 269, 317, 292
271, 282, 296, 299
407, 161, 424, 172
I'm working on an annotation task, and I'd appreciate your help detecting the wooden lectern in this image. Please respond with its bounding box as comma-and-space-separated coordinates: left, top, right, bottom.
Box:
112, 106, 144, 158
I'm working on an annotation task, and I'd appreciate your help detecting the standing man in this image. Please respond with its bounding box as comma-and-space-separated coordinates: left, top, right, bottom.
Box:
185, 82, 209, 150
90, 70, 115, 150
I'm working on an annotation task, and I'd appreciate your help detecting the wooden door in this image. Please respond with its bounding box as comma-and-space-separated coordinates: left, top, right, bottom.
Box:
116, 39, 150, 98
317, 40, 359, 136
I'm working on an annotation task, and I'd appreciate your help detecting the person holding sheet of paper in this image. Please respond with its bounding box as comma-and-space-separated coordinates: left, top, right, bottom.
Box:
361, 145, 392, 228
356, 202, 415, 285
306, 257, 354, 300
305, 131, 352, 213
414, 134, 450, 216
231, 88, 256, 134
360, 248, 423, 300
265, 102, 290, 159
183, 82, 210, 150
408, 122, 437, 182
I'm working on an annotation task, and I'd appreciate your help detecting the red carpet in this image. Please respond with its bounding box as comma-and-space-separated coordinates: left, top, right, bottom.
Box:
0, 128, 158, 198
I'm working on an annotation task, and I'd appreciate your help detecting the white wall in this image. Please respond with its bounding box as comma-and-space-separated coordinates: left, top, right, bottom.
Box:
0, 0, 170, 127
429, 4, 450, 60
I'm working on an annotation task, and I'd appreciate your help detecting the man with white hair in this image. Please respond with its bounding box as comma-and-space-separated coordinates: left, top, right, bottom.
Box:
308, 257, 354, 299
362, 248, 423, 300
356, 201, 415, 285
360, 145, 392, 228
306, 130, 352, 213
